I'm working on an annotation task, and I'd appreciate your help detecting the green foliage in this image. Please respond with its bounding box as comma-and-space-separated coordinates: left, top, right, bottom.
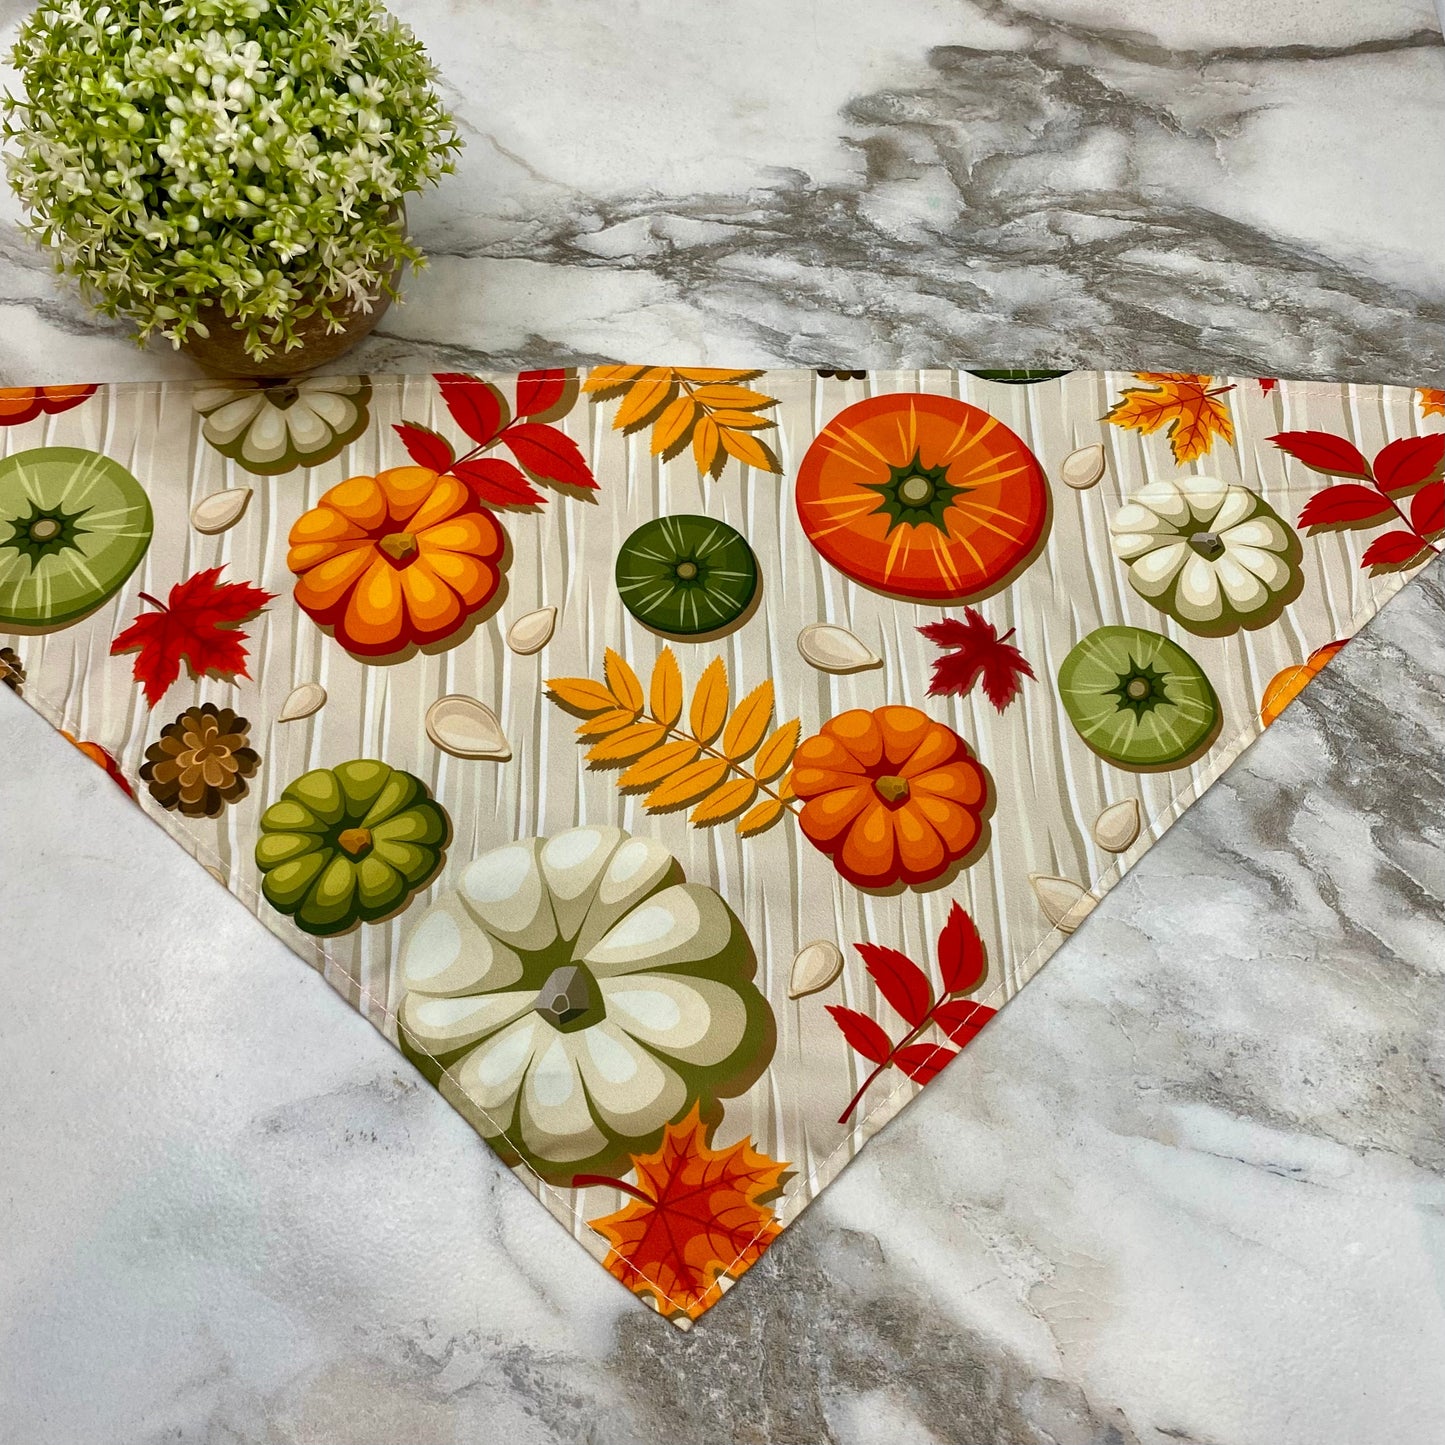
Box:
3, 0, 461, 358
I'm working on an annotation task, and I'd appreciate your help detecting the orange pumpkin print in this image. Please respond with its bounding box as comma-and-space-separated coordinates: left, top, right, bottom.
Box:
795, 393, 1049, 601
793, 706, 992, 889
0, 383, 97, 425
1260, 640, 1346, 726
59, 730, 134, 798
288, 467, 506, 658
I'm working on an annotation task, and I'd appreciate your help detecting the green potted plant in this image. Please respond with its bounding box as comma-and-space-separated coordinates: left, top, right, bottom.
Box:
3, 0, 461, 376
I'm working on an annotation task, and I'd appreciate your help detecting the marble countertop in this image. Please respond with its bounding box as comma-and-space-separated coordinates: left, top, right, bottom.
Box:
2, 0, 1445, 387
2, 3, 1444, 1442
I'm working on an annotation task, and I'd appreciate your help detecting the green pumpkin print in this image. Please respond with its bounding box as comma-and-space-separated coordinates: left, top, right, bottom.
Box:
255, 760, 451, 936
615, 514, 759, 637
1058, 625, 1221, 771
965, 369, 1071, 384
0, 448, 153, 632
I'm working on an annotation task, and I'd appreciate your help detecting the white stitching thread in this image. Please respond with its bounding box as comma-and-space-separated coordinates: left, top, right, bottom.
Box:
15, 372, 1435, 396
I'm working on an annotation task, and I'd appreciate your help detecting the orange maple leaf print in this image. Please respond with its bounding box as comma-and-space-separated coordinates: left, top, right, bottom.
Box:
581, 1106, 789, 1320
1104, 372, 1235, 464
1420, 388, 1445, 419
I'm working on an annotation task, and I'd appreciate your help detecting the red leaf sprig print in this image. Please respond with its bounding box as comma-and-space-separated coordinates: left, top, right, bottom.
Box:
391, 370, 596, 510
110, 566, 274, 707
392, 421, 453, 473
919, 608, 1036, 712
1273, 430, 1444, 573
828, 901, 997, 1124
578, 1106, 789, 1321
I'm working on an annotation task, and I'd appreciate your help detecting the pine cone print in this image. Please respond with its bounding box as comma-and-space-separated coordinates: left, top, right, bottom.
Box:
141, 703, 259, 817
0, 645, 23, 694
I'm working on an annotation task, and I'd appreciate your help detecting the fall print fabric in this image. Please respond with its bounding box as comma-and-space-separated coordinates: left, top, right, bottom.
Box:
2, 368, 1442, 1325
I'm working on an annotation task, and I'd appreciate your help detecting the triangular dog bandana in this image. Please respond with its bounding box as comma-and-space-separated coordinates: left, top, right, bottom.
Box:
2, 367, 1440, 1324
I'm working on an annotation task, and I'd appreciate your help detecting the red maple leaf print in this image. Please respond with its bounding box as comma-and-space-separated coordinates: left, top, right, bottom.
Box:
110, 567, 274, 707
919, 608, 1036, 711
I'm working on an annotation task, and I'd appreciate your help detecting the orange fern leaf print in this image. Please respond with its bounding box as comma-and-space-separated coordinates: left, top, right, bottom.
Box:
583, 367, 782, 479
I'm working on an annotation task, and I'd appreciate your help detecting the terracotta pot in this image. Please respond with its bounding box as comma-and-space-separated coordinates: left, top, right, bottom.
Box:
181, 287, 394, 379
180, 208, 406, 379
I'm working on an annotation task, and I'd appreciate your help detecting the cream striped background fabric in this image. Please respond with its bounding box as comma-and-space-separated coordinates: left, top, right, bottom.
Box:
1, 369, 1435, 1323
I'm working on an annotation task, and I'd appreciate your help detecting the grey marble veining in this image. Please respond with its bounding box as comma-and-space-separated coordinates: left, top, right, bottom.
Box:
0, 0, 1443, 385
1, 3, 1444, 1442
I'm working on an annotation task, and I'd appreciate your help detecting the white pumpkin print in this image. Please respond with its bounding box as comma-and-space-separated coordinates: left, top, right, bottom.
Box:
397, 825, 775, 1181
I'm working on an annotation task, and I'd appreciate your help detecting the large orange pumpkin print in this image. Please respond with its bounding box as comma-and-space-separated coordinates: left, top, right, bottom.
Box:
796, 393, 1050, 601
0, 383, 97, 426
288, 467, 506, 658
1260, 640, 1346, 727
